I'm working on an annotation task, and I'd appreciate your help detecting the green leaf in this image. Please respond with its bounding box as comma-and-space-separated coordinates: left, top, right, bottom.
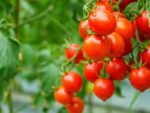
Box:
0, 32, 20, 67
146, 0, 150, 26
114, 81, 123, 97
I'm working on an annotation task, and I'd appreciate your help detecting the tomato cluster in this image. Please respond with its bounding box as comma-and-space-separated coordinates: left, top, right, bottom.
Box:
54, 0, 150, 112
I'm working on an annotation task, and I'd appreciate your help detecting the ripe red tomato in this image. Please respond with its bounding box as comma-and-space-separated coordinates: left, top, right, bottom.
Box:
96, 1, 113, 12
83, 35, 110, 61
136, 11, 150, 35
113, 11, 125, 18
106, 32, 125, 57
62, 71, 82, 94
66, 43, 83, 63
115, 18, 134, 41
106, 58, 128, 80
83, 62, 103, 82
66, 96, 84, 113
54, 86, 72, 105
141, 45, 150, 68
94, 78, 115, 101
129, 66, 150, 92
88, 9, 116, 35
79, 20, 89, 39
121, 39, 132, 56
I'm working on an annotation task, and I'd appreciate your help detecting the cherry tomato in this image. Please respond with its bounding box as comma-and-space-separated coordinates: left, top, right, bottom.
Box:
136, 11, 150, 36
62, 71, 82, 94
129, 66, 150, 92
94, 78, 115, 101
115, 18, 134, 41
113, 11, 125, 18
107, 32, 125, 57
88, 9, 116, 35
141, 45, 150, 68
83, 35, 110, 61
54, 86, 72, 105
79, 20, 89, 39
66, 43, 83, 63
66, 96, 84, 113
83, 62, 103, 82
121, 39, 132, 56
106, 58, 128, 80
96, 1, 113, 12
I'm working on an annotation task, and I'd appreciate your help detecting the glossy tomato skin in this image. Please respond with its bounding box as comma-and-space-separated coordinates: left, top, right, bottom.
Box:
96, 1, 113, 12
129, 67, 150, 92
121, 39, 132, 56
141, 45, 150, 68
106, 58, 128, 80
94, 78, 115, 101
83, 35, 110, 61
115, 18, 134, 41
79, 20, 89, 39
83, 62, 103, 82
107, 32, 125, 57
54, 86, 72, 105
62, 71, 82, 94
136, 11, 150, 35
66, 43, 83, 63
66, 96, 84, 113
88, 10, 116, 35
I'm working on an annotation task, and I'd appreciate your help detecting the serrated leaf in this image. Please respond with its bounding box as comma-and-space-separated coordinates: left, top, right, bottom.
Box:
0, 32, 20, 67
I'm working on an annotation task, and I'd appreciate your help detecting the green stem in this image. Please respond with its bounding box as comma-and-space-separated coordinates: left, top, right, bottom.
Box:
19, 5, 53, 27
15, 0, 20, 39
128, 91, 141, 113
88, 93, 93, 113
7, 86, 13, 113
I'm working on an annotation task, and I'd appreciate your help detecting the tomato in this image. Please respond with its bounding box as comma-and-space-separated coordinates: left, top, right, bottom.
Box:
62, 71, 82, 94
79, 20, 89, 39
94, 78, 115, 101
129, 66, 150, 92
96, 1, 113, 12
106, 58, 128, 80
88, 9, 116, 35
66, 43, 83, 63
115, 18, 134, 41
136, 11, 150, 35
121, 39, 132, 56
83, 35, 110, 61
141, 45, 150, 68
83, 62, 103, 82
113, 11, 125, 18
106, 32, 125, 57
66, 96, 84, 113
54, 86, 72, 105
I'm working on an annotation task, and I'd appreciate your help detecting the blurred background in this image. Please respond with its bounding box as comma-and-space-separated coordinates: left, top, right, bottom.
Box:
0, 0, 150, 113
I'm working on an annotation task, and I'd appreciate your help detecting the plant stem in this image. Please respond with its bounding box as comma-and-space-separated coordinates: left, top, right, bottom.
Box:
88, 93, 93, 113
7, 85, 13, 113
128, 91, 141, 113
15, 0, 20, 39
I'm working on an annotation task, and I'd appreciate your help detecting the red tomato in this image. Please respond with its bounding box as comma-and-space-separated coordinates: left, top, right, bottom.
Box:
88, 9, 116, 35
113, 11, 125, 18
96, 1, 113, 12
62, 71, 82, 94
106, 58, 128, 80
66, 96, 84, 113
136, 11, 150, 35
94, 78, 115, 101
121, 39, 132, 56
79, 20, 89, 39
66, 43, 83, 63
129, 66, 150, 92
107, 32, 125, 57
115, 18, 134, 41
141, 45, 150, 68
54, 86, 72, 105
83, 35, 110, 61
83, 62, 103, 82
